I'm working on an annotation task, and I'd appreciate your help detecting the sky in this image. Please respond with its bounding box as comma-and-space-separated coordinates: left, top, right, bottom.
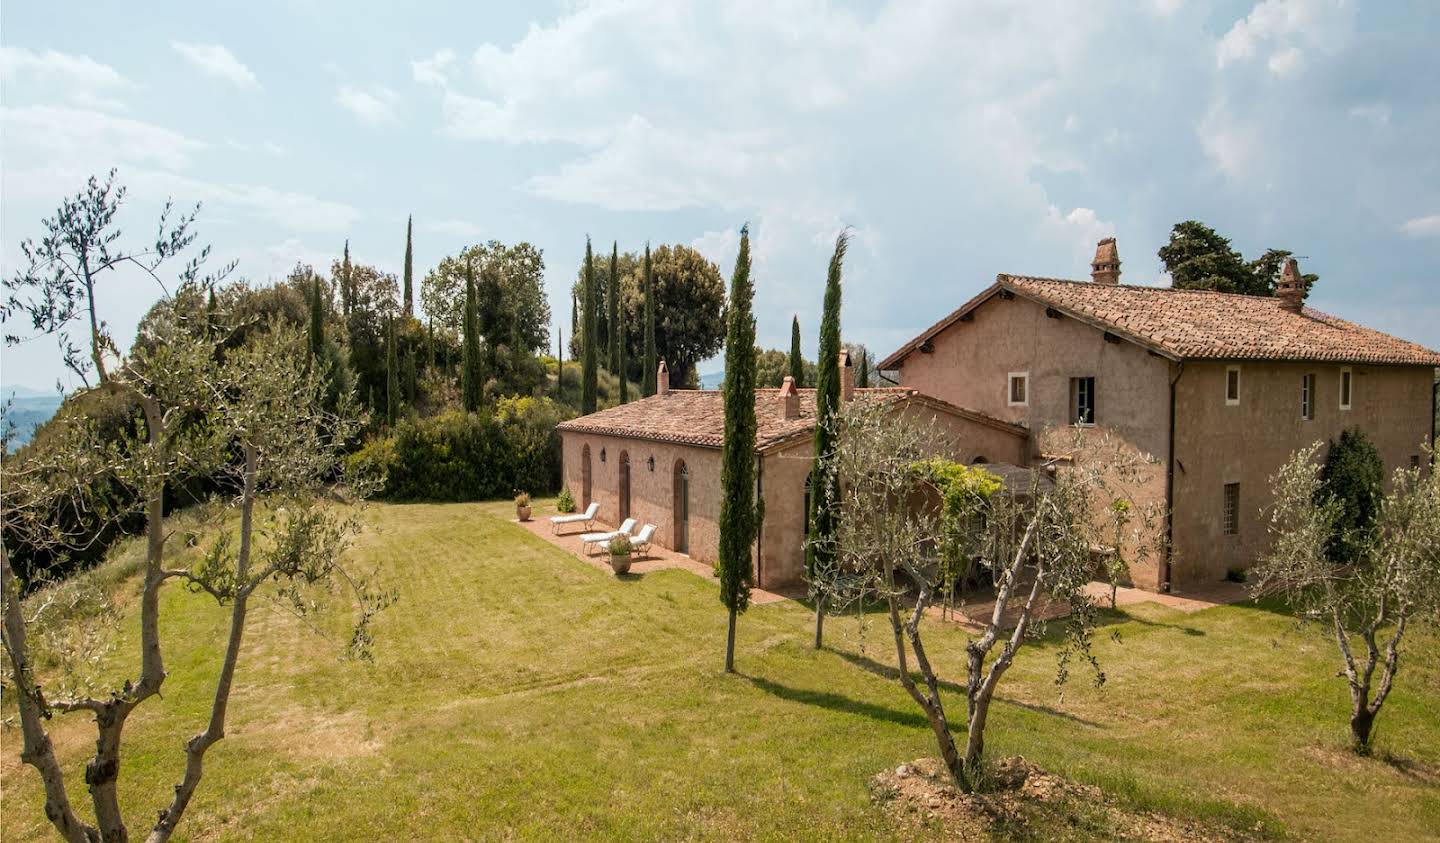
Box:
3, 0, 1438, 391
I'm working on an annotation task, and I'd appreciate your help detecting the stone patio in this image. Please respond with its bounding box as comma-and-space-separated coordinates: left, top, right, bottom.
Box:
514, 513, 802, 605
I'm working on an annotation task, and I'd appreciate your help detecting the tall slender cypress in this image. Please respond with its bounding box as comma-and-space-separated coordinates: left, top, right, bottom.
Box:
608, 242, 620, 375
581, 238, 598, 415
462, 261, 483, 412
857, 348, 870, 388
340, 240, 353, 316
557, 322, 564, 400
788, 315, 803, 386
807, 231, 848, 649
386, 317, 399, 425
643, 243, 657, 396
402, 215, 414, 317
308, 275, 325, 360
618, 311, 629, 404
718, 225, 757, 674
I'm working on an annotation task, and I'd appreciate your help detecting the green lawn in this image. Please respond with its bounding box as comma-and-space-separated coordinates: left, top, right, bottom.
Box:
3, 501, 1438, 841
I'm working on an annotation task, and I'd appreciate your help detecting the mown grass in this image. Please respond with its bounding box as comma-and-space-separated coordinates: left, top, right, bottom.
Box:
3, 500, 1437, 841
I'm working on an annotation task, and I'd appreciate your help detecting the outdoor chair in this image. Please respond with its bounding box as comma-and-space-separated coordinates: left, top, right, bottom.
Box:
550, 502, 599, 534
630, 523, 657, 559
579, 518, 637, 555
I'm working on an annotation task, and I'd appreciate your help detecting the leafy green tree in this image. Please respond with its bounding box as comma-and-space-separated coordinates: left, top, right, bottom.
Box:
1158, 221, 1317, 298
420, 241, 550, 352
719, 226, 757, 673
461, 262, 483, 413
643, 244, 657, 396
1319, 429, 1386, 563
402, 215, 414, 317
789, 315, 804, 386
572, 244, 723, 389
756, 348, 816, 388
581, 239, 598, 415
807, 231, 848, 648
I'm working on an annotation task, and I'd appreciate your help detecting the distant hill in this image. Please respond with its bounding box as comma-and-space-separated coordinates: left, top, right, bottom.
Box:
2, 388, 65, 449
699, 371, 723, 390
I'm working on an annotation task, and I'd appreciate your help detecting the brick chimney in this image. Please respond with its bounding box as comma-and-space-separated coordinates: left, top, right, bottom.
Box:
1276, 257, 1306, 313
657, 360, 670, 396
839, 348, 854, 403
778, 375, 800, 419
1091, 237, 1121, 285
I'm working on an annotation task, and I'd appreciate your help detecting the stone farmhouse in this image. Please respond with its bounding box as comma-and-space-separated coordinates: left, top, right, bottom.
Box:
557, 238, 1438, 594
879, 239, 1440, 590
556, 358, 1029, 589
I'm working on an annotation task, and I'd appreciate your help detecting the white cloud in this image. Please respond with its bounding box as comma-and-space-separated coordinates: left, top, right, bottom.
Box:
1216, 0, 1354, 74
0, 47, 133, 110
171, 42, 259, 89
1400, 215, 1440, 238
1, 104, 206, 171
412, 49, 456, 86
336, 86, 399, 125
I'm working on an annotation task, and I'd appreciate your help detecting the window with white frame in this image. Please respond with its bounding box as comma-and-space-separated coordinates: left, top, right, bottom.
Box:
1339, 367, 1352, 411
1301, 373, 1316, 420
1007, 372, 1028, 406
1225, 365, 1241, 406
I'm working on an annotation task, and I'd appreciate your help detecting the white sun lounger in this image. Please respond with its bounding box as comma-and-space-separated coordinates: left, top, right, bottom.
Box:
629, 523, 657, 558
550, 502, 599, 534
580, 518, 637, 554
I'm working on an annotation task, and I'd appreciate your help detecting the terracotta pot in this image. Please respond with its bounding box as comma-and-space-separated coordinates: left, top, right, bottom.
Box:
609, 553, 632, 575
516, 505, 532, 522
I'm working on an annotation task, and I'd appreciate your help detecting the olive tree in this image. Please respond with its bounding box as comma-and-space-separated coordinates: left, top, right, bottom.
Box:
1, 173, 388, 842
1252, 444, 1440, 753
815, 400, 1147, 790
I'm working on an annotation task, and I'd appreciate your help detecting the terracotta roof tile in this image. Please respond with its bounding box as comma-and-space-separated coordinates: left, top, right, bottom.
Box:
556, 388, 1025, 451
881, 275, 1440, 368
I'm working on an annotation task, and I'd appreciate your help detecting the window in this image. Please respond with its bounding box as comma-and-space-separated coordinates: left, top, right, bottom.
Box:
1070, 376, 1096, 425
1300, 373, 1316, 420
1223, 483, 1240, 536
1339, 367, 1352, 411
1225, 366, 1241, 406
1007, 372, 1028, 406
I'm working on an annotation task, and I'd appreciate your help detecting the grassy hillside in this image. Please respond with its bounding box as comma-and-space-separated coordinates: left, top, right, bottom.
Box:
3, 501, 1437, 841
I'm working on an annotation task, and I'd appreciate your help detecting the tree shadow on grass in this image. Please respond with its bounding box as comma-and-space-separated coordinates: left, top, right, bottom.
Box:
741, 673, 931, 730
816, 650, 1103, 730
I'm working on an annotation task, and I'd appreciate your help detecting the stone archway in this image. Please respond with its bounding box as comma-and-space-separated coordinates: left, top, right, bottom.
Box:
581, 444, 592, 508
618, 450, 631, 521
673, 459, 690, 555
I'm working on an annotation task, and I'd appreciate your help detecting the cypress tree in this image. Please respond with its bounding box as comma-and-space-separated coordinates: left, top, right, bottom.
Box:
341, 239, 353, 316
857, 348, 870, 388
608, 241, 620, 375
426, 316, 436, 372
386, 317, 399, 425
402, 215, 414, 317
618, 314, 629, 404
643, 243, 657, 396
308, 275, 325, 360
718, 225, 758, 674
557, 323, 564, 400
788, 315, 803, 386
462, 261, 483, 412
807, 231, 848, 649
581, 238, 598, 415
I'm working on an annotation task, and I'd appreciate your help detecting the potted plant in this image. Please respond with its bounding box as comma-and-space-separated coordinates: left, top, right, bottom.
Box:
514, 492, 532, 522
608, 534, 633, 575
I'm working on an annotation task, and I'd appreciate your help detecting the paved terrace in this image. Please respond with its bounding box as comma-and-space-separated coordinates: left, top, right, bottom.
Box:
515, 513, 1250, 621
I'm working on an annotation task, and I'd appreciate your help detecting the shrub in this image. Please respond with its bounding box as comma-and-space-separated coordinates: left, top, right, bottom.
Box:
1318, 429, 1384, 563
556, 485, 575, 513
608, 535, 632, 555
378, 397, 567, 501
346, 435, 397, 492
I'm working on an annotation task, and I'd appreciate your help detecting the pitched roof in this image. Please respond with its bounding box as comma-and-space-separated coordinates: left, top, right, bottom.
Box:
880, 275, 1440, 369
556, 387, 1026, 452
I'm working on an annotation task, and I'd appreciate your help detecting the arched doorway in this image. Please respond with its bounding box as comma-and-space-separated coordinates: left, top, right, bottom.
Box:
618, 451, 631, 521
581, 444, 592, 508
673, 459, 690, 555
